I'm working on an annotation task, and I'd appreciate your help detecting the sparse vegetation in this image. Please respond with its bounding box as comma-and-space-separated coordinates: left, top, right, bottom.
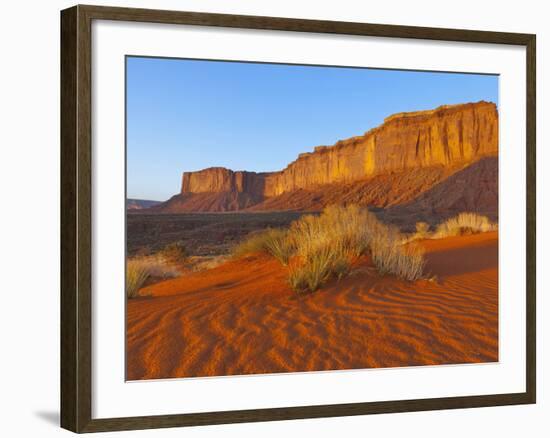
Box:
415, 221, 430, 238
261, 229, 295, 265
127, 211, 303, 258
289, 205, 374, 260
370, 236, 426, 281
158, 240, 188, 263
233, 205, 428, 293
232, 231, 271, 257
332, 256, 352, 281
231, 208, 498, 293
126, 256, 179, 298
126, 260, 151, 299
233, 228, 295, 265
434, 213, 497, 238
404, 214, 498, 243
288, 205, 428, 289
288, 247, 336, 293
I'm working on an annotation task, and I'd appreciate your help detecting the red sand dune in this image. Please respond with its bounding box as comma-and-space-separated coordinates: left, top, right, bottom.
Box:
126, 232, 498, 380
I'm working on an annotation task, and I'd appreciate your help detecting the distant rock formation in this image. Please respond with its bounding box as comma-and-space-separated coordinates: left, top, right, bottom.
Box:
155, 190, 263, 213
127, 198, 162, 210
151, 101, 498, 214
181, 168, 267, 199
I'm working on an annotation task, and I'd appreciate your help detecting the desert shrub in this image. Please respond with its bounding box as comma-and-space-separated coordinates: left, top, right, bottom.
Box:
288, 247, 336, 293
159, 240, 187, 263
393, 244, 425, 281
415, 221, 430, 237
400, 221, 431, 244
126, 260, 150, 299
126, 257, 179, 298
287, 205, 420, 292
232, 232, 270, 258
237, 205, 427, 293
434, 213, 497, 238
262, 228, 295, 265
233, 228, 294, 265
370, 235, 426, 281
289, 204, 377, 261
332, 256, 352, 281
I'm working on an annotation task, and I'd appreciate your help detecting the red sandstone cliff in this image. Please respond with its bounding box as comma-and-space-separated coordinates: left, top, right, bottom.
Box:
181, 168, 267, 198
264, 101, 497, 195
151, 101, 498, 213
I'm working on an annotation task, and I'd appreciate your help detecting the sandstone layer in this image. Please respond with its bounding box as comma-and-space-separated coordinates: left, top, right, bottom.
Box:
150, 101, 498, 213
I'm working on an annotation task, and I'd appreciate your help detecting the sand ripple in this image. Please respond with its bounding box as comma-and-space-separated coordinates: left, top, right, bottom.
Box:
127, 232, 498, 380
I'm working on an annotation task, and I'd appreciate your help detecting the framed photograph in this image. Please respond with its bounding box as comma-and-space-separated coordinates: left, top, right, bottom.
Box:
60, 4, 536, 433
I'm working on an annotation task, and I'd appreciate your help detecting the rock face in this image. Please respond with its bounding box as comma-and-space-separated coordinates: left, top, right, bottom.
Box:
247, 163, 468, 212
154, 101, 498, 213
264, 101, 497, 196
181, 168, 266, 198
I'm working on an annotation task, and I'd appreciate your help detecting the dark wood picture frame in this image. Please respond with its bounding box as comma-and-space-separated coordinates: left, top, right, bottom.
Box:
61, 4, 536, 433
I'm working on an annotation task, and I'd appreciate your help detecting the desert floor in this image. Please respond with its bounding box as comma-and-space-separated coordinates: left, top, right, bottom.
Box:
126, 231, 498, 380
127, 211, 305, 257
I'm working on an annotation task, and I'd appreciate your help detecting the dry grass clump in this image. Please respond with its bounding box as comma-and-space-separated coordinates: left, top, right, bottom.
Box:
370, 235, 426, 281
405, 214, 498, 242
158, 240, 187, 263
288, 247, 336, 293
233, 205, 427, 293
126, 260, 150, 299
400, 221, 431, 244
126, 256, 179, 298
289, 205, 374, 261
285, 205, 376, 292
233, 228, 294, 265
262, 228, 295, 265
232, 231, 269, 257
288, 205, 426, 292
415, 221, 430, 238
434, 213, 497, 238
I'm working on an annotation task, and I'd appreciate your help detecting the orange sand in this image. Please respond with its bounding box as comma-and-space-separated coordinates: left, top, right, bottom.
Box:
127, 232, 498, 380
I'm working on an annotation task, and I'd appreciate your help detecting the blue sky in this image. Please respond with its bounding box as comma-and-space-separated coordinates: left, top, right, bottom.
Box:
126, 57, 498, 201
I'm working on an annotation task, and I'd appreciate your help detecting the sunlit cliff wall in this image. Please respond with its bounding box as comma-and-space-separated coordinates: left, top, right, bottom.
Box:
180, 101, 498, 198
